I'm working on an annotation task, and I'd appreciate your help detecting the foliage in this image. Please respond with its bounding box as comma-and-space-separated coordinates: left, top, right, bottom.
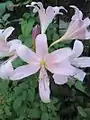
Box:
0, 0, 90, 120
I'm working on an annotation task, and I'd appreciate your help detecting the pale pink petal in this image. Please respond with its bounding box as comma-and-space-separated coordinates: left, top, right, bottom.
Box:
10, 64, 40, 80
72, 57, 90, 68
45, 47, 72, 64
70, 5, 83, 20
39, 67, 50, 103
53, 74, 68, 85
8, 39, 22, 52
0, 61, 14, 79
35, 34, 48, 57
71, 40, 83, 58
74, 68, 86, 81
3, 27, 15, 41
15, 45, 39, 64
46, 59, 75, 76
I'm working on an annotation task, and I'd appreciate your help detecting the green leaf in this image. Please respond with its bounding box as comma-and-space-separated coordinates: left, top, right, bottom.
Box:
13, 96, 22, 111
21, 18, 35, 36
2, 13, 10, 21
4, 106, 12, 116
5, 1, 14, 11
75, 81, 85, 93
12, 58, 25, 68
27, 88, 35, 102
77, 106, 87, 118
0, 3, 6, 15
29, 108, 41, 119
41, 113, 49, 120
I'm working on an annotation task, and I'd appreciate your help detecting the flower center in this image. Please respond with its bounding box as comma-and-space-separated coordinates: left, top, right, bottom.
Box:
40, 60, 45, 67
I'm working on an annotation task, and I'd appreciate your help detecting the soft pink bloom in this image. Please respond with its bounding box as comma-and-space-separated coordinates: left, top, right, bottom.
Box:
0, 27, 22, 79
50, 6, 90, 47
26, 2, 67, 34
53, 40, 90, 83
0, 27, 22, 58
10, 34, 75, 103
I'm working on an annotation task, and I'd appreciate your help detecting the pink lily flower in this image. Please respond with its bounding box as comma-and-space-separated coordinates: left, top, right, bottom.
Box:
53, 40, 90, 83
0, 27, 22, 79
50, 6, 90, 47
0, 27, 22, 58
10, 34, 75, 103
26, 2, 67, 34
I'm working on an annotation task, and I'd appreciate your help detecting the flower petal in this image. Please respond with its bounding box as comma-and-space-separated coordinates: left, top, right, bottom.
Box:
8, 39, 22, 52
39, 67, 50, 103
71, 40, 83, 58
70, 5, 83, 20
36, 34, 48, 57
15, 45, 39, 64
45, 47, 72, 64
53, 74, 68, 85
0, 61, 14, 79
46, 59, 75, 76
10, 64, 40, 80
74, 68, 86, 81
72, 57, 90, 68
3, 27, 15, 41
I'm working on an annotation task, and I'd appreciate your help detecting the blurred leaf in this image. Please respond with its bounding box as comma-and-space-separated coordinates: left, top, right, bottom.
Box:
77, 106, 87, 118
5, 1, 14, 11
41, 112, 49, 120
75, 81, 85, 93
2, 13, 10, 21
29, 108, 41, 119
21, 18, 35, 36
0, 3, 6, 15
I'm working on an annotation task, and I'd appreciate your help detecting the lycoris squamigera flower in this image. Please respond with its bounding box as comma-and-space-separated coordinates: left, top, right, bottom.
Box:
10, 34, 75, 103
50, 6, 90, 47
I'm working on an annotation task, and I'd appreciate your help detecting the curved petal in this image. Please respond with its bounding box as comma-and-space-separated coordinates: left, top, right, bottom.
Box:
10, 64, 40, 80
70, 5, 83, 20
74, 68, 86, 81
36, 34, 48, 57
45, 47, 72, 64
15, 45, 39, 64
39, 67, 50, 103
3, 27, 15, 41
8, 39, 22, 52
53, 74, 68, 85
0, 61, 14, 79
72, 57, 90, 68
46, 59, 75, 76
71, 40, 83, 58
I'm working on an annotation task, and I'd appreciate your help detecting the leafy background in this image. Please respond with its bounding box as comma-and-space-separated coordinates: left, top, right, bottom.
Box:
0, 0, 90, 120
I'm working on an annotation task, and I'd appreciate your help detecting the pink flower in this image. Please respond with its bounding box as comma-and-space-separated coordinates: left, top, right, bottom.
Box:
50, 6, 90, 47
10, 34, 75, 103
26, 2, 67, 34
0, 27, 22, 79
53, 40, 90, 83
0, 27, 22, 58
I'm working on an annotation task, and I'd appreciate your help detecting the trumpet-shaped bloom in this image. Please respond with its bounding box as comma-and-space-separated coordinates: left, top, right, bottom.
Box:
10, 34, 75, 103
0, 27, 22, 58
53, 40, 90, 83
50, 6, 90, 47
26, 2, 67, 34
0, 27, 22, 79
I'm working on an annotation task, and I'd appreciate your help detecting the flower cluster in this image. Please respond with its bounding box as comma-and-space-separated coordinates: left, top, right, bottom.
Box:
0, 2, 90, 103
